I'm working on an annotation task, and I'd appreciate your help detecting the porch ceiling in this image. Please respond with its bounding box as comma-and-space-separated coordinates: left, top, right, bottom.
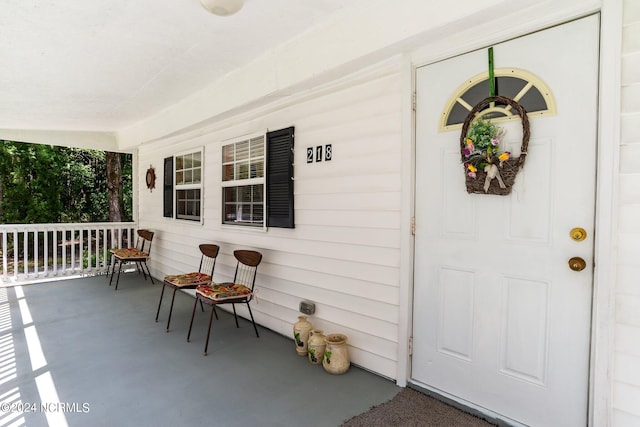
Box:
0, 0, 367, 133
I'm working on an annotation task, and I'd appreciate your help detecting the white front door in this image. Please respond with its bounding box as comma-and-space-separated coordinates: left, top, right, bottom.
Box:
412, 16, 599, 426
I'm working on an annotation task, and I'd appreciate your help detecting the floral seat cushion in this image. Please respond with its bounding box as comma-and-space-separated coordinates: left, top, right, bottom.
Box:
196, 282, 252, 301
164, 272, 212, 288
111, 247, 149, 259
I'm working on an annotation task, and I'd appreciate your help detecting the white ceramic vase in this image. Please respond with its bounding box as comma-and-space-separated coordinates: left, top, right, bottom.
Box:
307, 329, 326, 365
293, 315, 312, 356
323, 333, 350, 374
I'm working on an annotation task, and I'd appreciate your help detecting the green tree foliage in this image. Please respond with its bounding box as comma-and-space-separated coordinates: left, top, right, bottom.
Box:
0, 140, 132, 224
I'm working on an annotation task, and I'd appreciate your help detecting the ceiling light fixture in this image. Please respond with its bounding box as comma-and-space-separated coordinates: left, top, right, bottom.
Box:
200, 0, 245, 16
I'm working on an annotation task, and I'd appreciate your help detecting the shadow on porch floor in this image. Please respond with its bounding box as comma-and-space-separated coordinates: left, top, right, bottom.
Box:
0, 274, 400, 427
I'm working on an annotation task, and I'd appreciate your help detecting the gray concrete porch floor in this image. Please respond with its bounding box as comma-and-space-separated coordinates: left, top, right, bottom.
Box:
0, 274, 400, 427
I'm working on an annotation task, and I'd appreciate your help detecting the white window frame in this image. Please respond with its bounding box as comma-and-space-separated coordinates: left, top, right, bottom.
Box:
174, 148, 204, 223
221, 133, 266, 229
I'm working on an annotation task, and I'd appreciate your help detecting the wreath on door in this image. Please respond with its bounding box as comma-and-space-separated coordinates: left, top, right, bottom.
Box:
460, 95, 529, 195
457, 47, 531, 195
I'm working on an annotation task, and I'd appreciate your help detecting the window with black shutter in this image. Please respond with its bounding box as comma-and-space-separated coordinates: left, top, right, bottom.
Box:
221, 127, 294, 229
165, 150, 203, 221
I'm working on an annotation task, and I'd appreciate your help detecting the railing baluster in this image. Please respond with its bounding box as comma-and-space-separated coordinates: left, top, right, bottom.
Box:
102, 228, 108, 274
62, 229, 67, 274
71, 229, 75, 273
1, 231, 6, 281
13, 231, 17, 280
53, 229, 58, 276
44, 231, 48, 277
1, 231, 4, 280
87, 227, 92, 272
23, 231, 28, 276
34, 230, 39, 278
92, 227, 97, 272
80, 228, 84, 272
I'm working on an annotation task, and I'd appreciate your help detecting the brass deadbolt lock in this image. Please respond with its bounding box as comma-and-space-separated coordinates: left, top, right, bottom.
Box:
568, 257, 587, 272
570, 227, 587, 242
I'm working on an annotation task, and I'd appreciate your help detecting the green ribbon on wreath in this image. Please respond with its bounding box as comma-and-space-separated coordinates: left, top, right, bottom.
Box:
488, 47, 495, 99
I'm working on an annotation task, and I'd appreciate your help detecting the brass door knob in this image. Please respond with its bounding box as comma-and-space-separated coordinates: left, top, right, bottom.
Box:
570, 227, 587, 242
568, 257, 587, 271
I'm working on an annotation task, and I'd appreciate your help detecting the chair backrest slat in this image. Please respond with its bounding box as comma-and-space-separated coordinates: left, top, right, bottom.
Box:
233, 250, 262, 291
136, 229, 154, 254
198, 244, 220, 276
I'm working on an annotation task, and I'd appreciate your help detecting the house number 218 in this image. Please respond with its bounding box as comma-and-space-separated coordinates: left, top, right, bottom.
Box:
307, 145, 332, 163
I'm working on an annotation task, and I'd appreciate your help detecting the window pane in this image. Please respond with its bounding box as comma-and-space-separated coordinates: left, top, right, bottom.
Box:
176, 171, 184, 185
238, 205, 248, 222
176, 156, 183, 170
236, 141, 249, 160
224, 187, 237, 203
252, 185, 263, 200
223, 164, 234, 181
250, 137, 264, 158
460, 81, 488, 108
446, 103, 471, 127
253, 205, 264, 223
224, 204, 237, 222
184, 155, 193, 169
237, 162, 249, 180
223, 145, 234, 163
252, 160, 264, 178
240, 185, 252, 201
185, 170, 193, 184
193, 168, 201, 183
193, 152, 202, 166
518, 87, 547, 112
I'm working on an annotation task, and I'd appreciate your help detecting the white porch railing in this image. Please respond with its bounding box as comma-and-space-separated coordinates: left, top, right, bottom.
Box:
0, 222, 137, 284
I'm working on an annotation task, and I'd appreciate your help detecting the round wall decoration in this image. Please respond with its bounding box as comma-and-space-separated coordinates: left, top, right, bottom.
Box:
145, 166, 156, 191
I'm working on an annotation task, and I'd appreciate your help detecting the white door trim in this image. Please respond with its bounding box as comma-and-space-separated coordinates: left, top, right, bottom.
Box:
396, 53, 416, 389
398, 3, 622, 426
590, 1, 623, 426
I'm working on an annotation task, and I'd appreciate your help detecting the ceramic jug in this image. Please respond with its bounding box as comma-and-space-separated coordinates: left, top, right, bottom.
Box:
293, 315, 312, 356
323, 333, 350, 374
307, 329, 326, 365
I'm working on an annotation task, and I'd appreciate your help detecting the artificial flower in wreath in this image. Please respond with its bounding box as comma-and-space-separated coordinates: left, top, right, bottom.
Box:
462, 119, 511, 192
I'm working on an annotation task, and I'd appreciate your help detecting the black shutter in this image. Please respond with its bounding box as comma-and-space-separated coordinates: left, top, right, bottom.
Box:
163, 156, 173, 218
266, 127, 294, 228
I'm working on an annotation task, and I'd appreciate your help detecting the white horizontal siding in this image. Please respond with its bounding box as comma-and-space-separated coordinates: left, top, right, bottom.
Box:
137, 58, 404, 379
615, 1, 640, 425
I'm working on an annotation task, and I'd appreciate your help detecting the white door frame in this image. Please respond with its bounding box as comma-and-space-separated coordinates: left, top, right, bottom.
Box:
397, 2, 622, 426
